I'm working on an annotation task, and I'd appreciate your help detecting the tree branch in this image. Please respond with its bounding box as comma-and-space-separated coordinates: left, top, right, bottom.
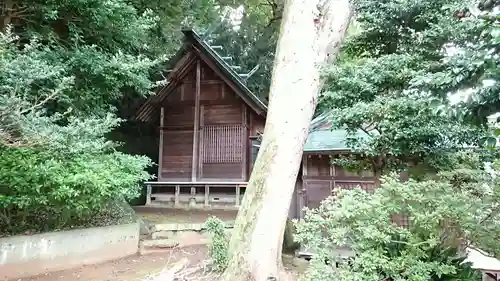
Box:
359, 126, 373, 137
19, 90, 59, 115
262, 0, 283, 28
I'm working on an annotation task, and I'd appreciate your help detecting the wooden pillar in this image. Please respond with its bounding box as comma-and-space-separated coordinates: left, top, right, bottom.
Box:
199, 104, 205, 179
235, 185, 241, 207
191, 60, 201, 181
175, 185, 180, 207
158, 107, 164, 180
204, 185, 210, 207
298, 184, 306, 220
146, 184, 152, 205
302, 155, 308, 177
329, 156, 333, 192
330, 154, 336, 189
300, 155, 308, 220
241, 105, 248, 180
190, 186, 196, 207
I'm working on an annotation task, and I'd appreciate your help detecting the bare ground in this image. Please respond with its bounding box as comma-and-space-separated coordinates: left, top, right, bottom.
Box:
10, 245, 308, 281
8, 209, 307, 281
10, 246, 207, 281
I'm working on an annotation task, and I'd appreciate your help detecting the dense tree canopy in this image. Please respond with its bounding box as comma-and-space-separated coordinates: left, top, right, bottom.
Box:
293, 1, 500, 279
319, 0, 498, 176
0, 0, 235, 115
207, 0, 282, 99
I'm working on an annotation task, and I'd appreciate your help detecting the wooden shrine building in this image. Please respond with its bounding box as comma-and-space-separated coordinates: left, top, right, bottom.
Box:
135, 29, 376, 218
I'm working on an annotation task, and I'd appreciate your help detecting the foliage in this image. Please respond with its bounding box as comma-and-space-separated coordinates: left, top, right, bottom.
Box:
0, 114, 152, 235
207, 0, 282, 100
0, 1, 165, 116
295, 171, 500, 281
283, 218, 300, 253
423, 1, 500, 124
0, 198, 139, 238
319, 0, 492, 176
0, 28, 152, 235
130, 0, 222, 57
205, 216, 229, 271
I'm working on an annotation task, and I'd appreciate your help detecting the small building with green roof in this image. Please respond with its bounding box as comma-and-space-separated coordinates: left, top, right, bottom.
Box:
297, 112, 375, 217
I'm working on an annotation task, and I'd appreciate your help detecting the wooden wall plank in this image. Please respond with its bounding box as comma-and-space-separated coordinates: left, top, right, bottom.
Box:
203, 104, 242, 124
202, 163, 244, 180
161, 130, 193, 180
306, 155, 331, 176
249, 112, 265, 137
193, 49, 264, 115
163, 106, 194, 127
159, 54, 257, 182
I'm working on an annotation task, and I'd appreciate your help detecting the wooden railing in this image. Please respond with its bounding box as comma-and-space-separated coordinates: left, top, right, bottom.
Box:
144, 181, 247, 208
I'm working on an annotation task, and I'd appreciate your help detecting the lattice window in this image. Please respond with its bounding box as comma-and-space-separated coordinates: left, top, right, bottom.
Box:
203, 124, 244, 163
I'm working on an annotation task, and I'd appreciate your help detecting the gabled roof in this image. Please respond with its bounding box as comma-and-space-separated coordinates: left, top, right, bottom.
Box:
135, 28, 267, 122
183, 29, 267, 112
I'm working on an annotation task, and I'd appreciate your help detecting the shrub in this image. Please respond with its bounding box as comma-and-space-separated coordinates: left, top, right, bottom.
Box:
0, 115, 152, 236
283, 218, 300, 253
295, 174, 499, 281
204, 216, 229, 271
0, 20, 153, 236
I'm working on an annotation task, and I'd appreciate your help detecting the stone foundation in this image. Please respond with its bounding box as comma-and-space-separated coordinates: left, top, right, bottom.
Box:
139, 222, 233, 255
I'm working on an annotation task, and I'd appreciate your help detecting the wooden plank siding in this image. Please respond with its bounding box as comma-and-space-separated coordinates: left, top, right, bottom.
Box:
301, 154, 409, 227
159, 58, 256, 182
301, 154, 376, 212
161, 130, 193, 180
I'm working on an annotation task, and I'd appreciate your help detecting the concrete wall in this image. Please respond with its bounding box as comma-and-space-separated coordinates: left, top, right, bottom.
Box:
0, 222, 139, 280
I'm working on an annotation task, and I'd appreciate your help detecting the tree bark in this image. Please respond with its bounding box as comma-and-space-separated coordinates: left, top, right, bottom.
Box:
1, 0, 14, 32
221, 1, 352, 281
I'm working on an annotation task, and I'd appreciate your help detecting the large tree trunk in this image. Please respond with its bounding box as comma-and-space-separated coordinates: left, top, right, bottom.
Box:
221, 1, 352, 281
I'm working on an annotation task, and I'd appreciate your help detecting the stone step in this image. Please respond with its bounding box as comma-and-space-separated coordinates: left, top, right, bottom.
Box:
140, 239, 179, 249
151, 221, 235, 232
151, 230, 173, 240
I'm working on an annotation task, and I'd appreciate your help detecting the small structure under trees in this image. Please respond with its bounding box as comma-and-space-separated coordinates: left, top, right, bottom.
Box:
135, 28, 373, 219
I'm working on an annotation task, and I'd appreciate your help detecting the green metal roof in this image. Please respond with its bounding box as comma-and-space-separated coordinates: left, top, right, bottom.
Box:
304, 129, 370, 152
304, 111, 371, 152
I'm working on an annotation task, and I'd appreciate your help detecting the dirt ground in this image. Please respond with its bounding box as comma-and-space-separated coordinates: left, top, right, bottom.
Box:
11, 245, 308, 281
134, 207, 238, 224
9, 209, 307, 281
12, 246, 208, 281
